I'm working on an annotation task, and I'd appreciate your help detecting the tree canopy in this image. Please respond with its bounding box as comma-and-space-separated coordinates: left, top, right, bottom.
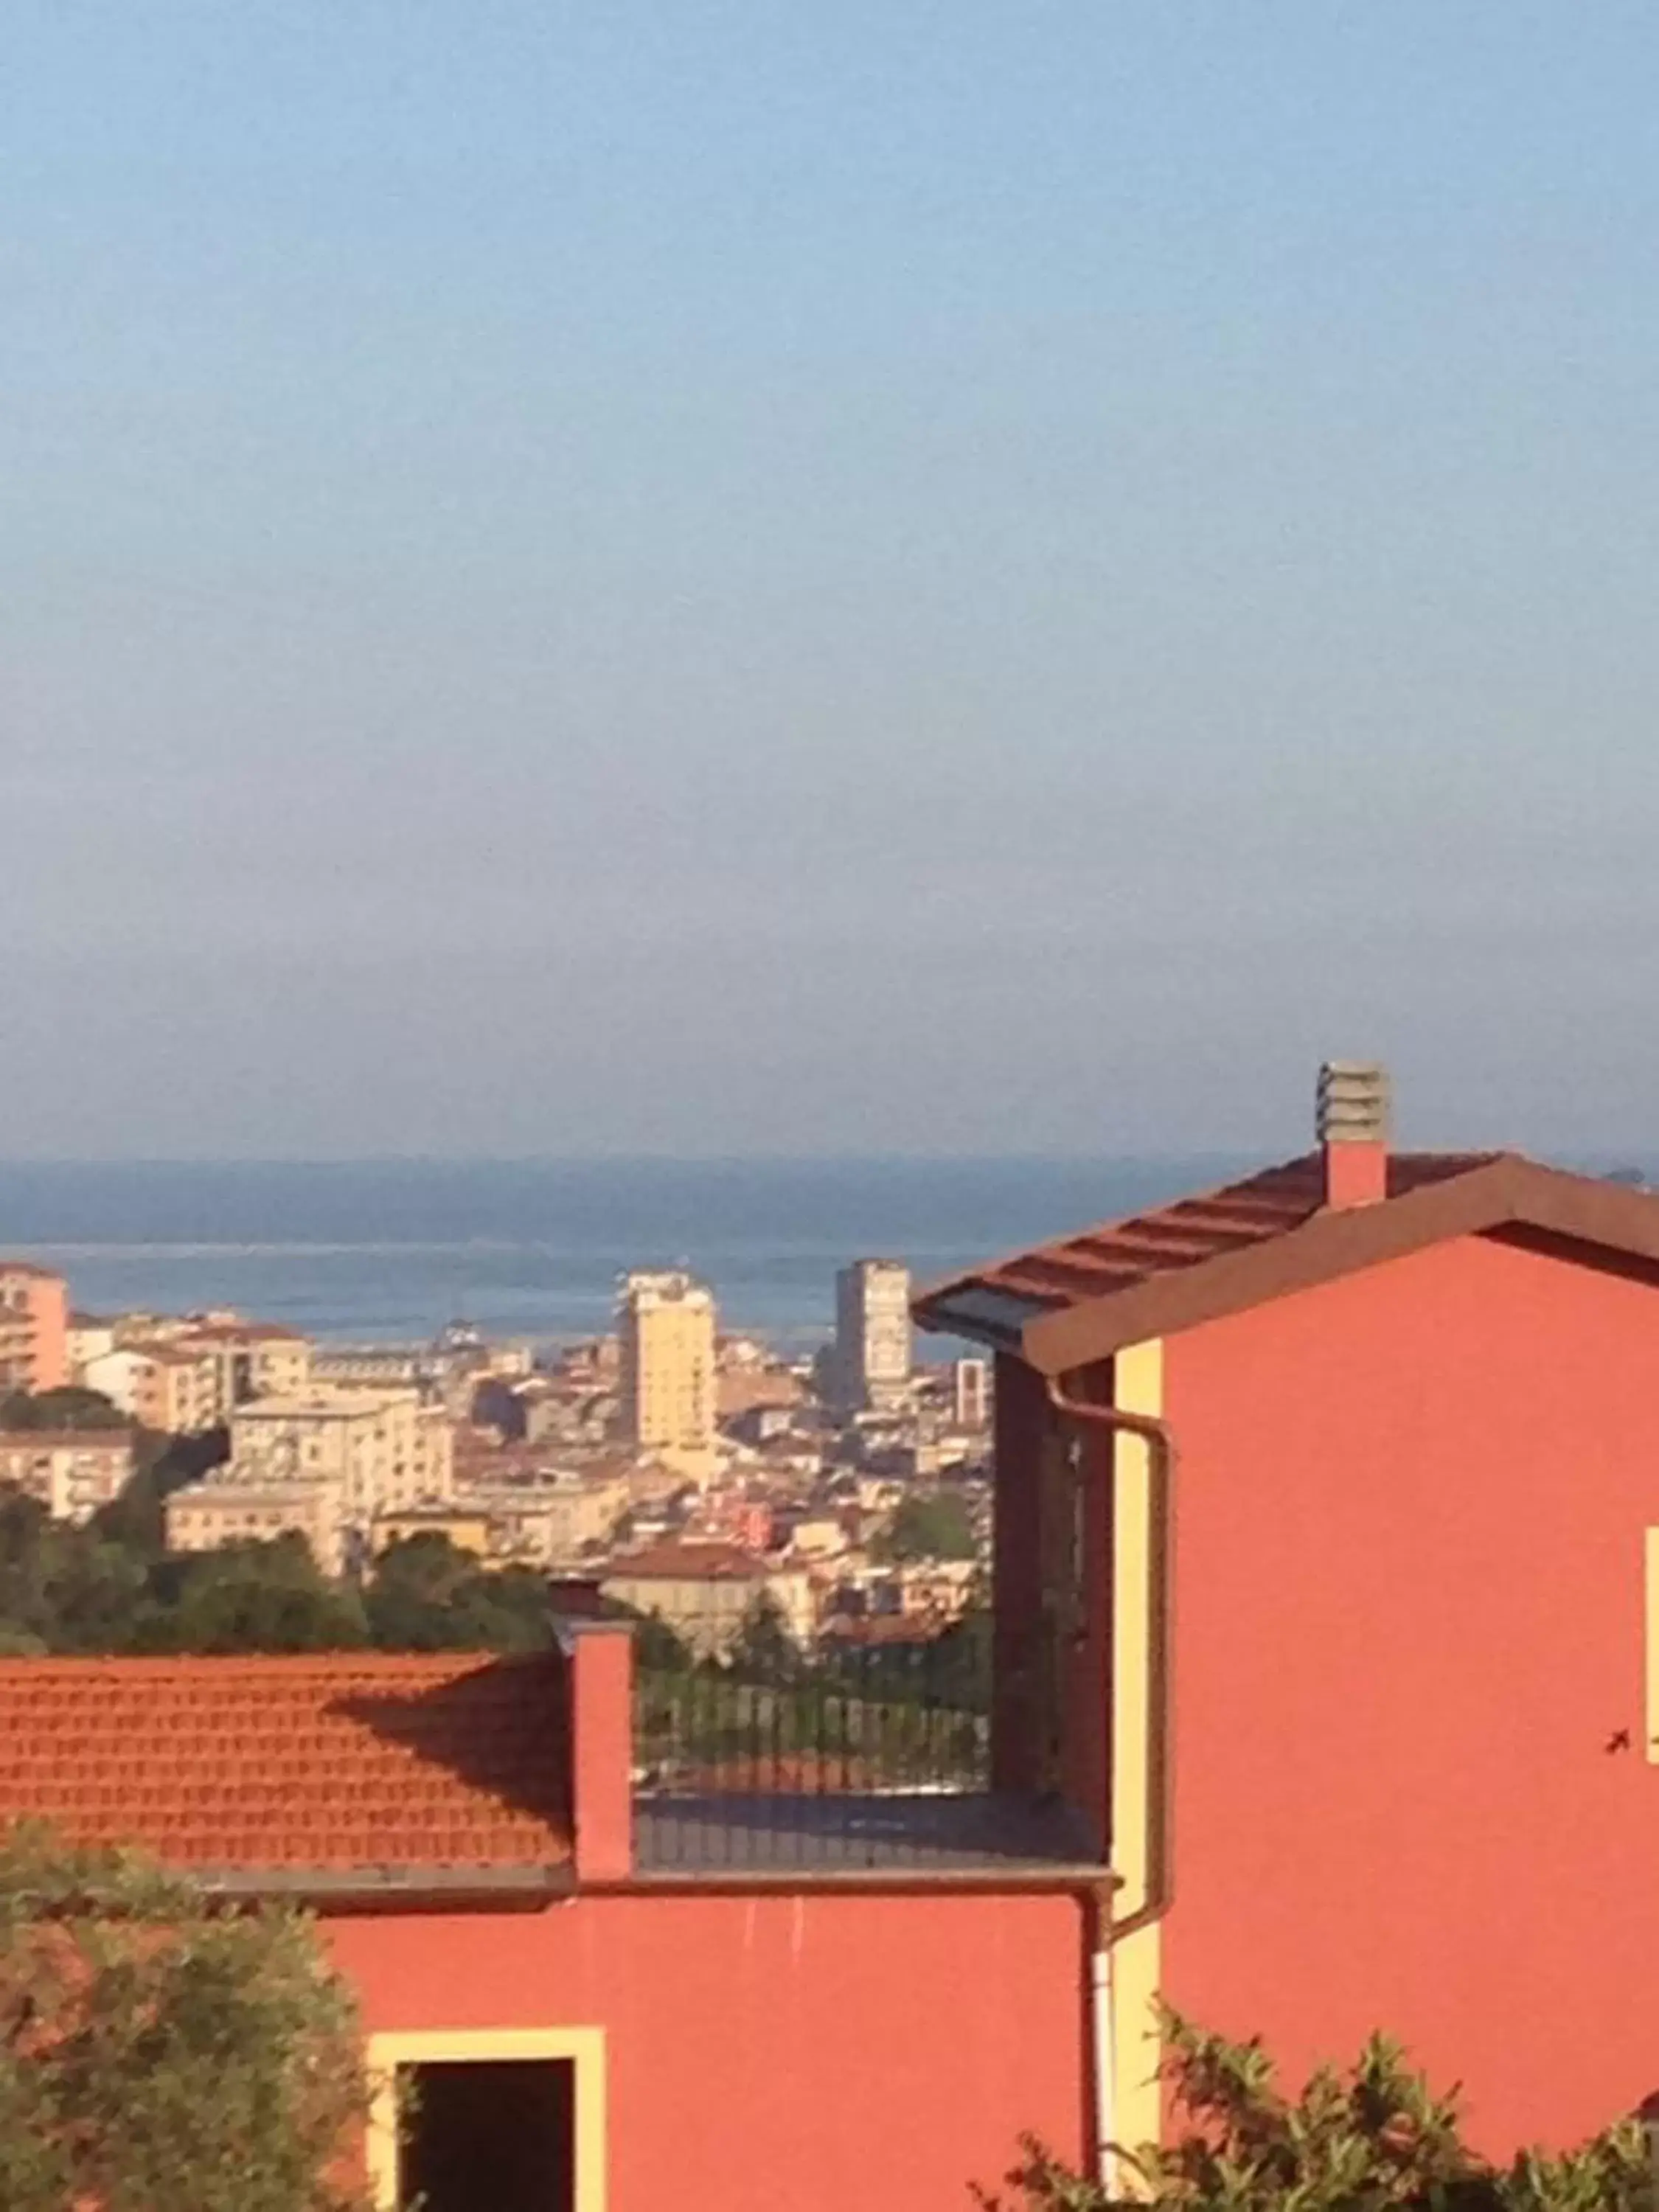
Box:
872, 1491, 977, 1563
0, 1385, 130, 1433
363, 1533, 554, 1653
728, 1590, 800, 1680
0, 1485, 556, 1659
0, 1822, 372, 2212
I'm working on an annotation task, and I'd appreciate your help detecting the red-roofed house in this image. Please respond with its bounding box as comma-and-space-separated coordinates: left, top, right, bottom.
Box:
915, 1060, 1659, 2162
0, 1636, 1098, 2212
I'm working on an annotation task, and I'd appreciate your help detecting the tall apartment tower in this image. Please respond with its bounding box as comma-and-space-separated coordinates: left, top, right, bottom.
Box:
618, 1271, 718, 1481
953, 1356, 991, 1432
834, 1259, 912, 1413
0, 1263, 69, 1397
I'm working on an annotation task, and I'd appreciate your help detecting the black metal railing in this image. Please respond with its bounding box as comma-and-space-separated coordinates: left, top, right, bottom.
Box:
636, 1630, 990, 1798
630, 1624, 1092, 1872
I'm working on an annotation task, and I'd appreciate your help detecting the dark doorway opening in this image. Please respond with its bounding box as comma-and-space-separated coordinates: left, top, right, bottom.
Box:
400, 2058, 574, 2212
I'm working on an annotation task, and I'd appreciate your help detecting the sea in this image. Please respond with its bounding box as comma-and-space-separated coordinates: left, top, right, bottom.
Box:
0, 1157, 1244, 1352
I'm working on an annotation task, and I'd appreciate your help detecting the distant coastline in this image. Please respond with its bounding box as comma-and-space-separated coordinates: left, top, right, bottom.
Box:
0, 1155, 1249, 1346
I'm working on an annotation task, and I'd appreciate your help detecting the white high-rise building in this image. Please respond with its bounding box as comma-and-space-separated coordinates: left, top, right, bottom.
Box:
618, 1270, 718, 1480
834, 1259, 912, 1413
953, 1356, 991, 1432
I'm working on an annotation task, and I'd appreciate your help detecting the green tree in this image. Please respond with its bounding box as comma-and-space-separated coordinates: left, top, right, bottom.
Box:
981, 2009, 1658, 2212
872, 1491, 978, 1562
0, 1385, 127, 1432
38, 1532, 151, 1653
624, 1607, 695, 1673
138, 1537, 368, 1655
0, 1489, 55, 1646
96, 1427, 232, 1558
364, 1534, 553, 1655
0, 1820, 373, 2212
728, 1590, 799, 1681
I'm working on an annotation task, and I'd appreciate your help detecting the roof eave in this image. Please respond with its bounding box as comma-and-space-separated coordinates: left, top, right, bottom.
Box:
1018, 1155, 1659, 1377
911, 1282, 1055, 1350
195, 1863, 576, 1909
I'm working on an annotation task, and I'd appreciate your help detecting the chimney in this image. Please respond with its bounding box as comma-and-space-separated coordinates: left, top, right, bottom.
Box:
557, 1618, 634, 1883
1317, 1061, 1391, 1209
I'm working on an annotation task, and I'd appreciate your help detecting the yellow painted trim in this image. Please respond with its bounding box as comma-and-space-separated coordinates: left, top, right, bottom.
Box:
1110, 1920, 1164, 2180
1110, 1339, 1165, 2168
1645, 1531, 1659, 1763
366, 2026, 606, 2212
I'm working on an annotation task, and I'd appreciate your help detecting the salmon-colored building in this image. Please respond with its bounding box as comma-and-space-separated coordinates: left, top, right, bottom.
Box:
918, 1060, 1659, 2160
0, 1259, 69, 1395
0, 1644, 1096, 2212
8, 1062, 1659, 2204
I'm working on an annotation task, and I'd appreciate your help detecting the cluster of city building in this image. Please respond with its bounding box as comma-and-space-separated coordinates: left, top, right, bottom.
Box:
0, 1253, 992, 1646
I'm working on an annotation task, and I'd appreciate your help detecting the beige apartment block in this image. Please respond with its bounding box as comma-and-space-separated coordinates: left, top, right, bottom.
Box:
83, 1343, 222, 1435
618, 1271, 717, 1482
311, 1348, 431, 1393
83, 1318, 312, 1433
458, 1472, 629, 1568
229, 1388, 455, 1521
166, 1478, 346, 1577
180, 1321, 313, 1419
788, 1515, 849, 1562
602, 1540, 815, 1657
110, 1312, 189, 1348
0, 1431, 136, 1523
371, 1505, 495, 1559
66, 1315, 117, 1379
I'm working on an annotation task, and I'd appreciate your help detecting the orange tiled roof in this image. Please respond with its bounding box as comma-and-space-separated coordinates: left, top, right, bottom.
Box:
914, 1149, 1659, 1378
0, 1652, 571, 1885
932, 1153, 1492, 1310
915, 1151, 1501, 1365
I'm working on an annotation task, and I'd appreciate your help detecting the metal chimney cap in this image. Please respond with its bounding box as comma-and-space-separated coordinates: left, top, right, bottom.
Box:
1317, 1060, 1391, 1145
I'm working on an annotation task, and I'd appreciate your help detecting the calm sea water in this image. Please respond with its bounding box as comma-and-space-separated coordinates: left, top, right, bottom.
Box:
0, 1158, 1241, 1349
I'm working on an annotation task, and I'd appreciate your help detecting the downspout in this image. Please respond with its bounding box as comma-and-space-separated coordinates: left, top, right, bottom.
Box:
1085, 1876, 1117, 2195
1045, 1376, 1178, 2194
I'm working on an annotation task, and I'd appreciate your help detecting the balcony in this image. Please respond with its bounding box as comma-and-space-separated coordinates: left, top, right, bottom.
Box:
630, 1630, 1098, 1876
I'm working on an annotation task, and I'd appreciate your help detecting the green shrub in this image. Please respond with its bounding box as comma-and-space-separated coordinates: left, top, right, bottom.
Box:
981, 2009, 1657, 2212
0, 1821, 373, 2212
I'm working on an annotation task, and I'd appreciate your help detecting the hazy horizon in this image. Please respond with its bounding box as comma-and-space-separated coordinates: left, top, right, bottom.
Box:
8, 7, 1659, 1160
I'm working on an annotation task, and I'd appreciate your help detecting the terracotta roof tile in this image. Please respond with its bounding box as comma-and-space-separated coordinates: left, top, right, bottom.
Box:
921, 1152, 1498, 1323
0, 1652, 570, 1877
915, 1149, 1659, 1377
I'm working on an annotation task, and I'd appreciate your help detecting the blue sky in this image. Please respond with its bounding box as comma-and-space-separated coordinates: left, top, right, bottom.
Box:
5, 4, 1659, 1158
